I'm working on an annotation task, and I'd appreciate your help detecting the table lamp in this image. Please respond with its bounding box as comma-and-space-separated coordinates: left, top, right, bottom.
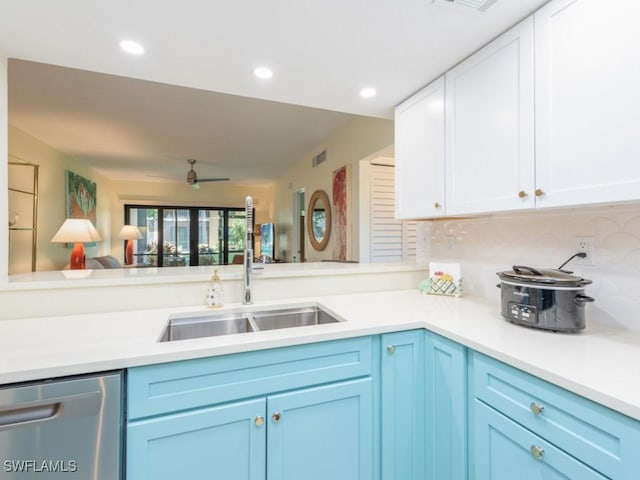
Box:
118, 225, 142, 265
51, 218, 102, 269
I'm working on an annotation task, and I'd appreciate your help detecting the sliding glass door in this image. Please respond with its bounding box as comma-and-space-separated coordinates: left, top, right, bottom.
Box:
163, 208, 190, 267
124, 205, 250, 267
126, 207, 159, 266
227, 209, 247, 264
197, 209, 223, 265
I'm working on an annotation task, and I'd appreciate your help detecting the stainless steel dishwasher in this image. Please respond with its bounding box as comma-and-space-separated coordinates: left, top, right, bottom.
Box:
0, 371, 123, 479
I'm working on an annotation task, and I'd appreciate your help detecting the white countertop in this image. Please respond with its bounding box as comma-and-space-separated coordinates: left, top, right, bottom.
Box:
1, 290, 638, 421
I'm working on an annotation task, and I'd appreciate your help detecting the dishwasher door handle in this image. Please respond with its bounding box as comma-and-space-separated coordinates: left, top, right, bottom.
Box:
0, 391, 102, 431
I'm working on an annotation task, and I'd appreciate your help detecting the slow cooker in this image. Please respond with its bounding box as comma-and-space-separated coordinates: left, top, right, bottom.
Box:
496, 264, 594, 333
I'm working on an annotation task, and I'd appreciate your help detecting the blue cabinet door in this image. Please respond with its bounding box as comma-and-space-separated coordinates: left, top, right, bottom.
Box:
380, 330, 425, 480
127, 398, 266, 480
267, 378, 373, 480
473, 399, 607, 479
425, 332, 467, 480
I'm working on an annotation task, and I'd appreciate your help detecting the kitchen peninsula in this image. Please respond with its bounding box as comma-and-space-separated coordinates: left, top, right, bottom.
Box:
0, 284, 637, 414
1, 275, 640, 479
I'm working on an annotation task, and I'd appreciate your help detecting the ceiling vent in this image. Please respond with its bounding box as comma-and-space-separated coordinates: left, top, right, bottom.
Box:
312, 150, 327, 168
432, 0, 499, 13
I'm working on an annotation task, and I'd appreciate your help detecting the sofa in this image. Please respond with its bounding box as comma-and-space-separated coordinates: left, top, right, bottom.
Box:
64, 255, 123, 270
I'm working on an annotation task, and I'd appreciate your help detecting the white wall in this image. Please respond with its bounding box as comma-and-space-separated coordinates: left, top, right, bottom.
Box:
112, 180, 273, 217
8, 125, 113, 272
358, 160, 372, 263
0, 55, 7, 282
424, 205, 640, 331
273, 116, 394, 262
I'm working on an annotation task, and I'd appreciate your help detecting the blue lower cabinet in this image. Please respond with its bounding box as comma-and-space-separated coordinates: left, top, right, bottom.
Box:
267, 378, 374, 480
425, 333, 467, 480
380, 330, 425, 480
473, 399, 606, 479
127, 338, 375, 480
125, 331, 640, 480
127, 397, 267, 480
471, 351, 640, 479
127, 379, 374, 480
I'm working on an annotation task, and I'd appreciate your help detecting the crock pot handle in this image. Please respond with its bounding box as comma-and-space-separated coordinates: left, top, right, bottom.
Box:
512, 265, 543, 276
575, 294, 595, 304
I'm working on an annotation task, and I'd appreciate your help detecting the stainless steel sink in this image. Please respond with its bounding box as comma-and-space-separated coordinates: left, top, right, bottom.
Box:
159, 312, 254, 342
252, 306, 339, 331
159, 304, 341, 342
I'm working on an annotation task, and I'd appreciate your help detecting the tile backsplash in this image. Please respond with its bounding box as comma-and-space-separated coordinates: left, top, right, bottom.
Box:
422, 204, 640, 331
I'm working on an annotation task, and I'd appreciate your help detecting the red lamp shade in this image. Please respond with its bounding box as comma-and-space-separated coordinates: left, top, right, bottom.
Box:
51, 219, 102, 270
118, 225, 142, 265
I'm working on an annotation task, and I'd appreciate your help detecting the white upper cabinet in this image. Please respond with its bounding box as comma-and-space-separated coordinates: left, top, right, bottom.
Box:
535, 0, 640, 208
395, 76, 445, 219
445, 17, 535, 215
395, 0, 640, 217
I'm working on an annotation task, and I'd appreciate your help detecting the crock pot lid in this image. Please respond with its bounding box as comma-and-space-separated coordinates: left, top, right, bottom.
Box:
497, 265, 591, 286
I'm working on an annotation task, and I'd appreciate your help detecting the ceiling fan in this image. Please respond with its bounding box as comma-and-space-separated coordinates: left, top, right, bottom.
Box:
148, 159, 230, 189
185, 159, 230, 189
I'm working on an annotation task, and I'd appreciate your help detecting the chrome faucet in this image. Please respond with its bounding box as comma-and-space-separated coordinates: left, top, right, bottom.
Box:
243, 196, 253, 304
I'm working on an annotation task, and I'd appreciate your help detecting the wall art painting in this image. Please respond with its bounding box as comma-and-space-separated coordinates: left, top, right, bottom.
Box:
332, 165, 348, 261
65, 170, 97, 224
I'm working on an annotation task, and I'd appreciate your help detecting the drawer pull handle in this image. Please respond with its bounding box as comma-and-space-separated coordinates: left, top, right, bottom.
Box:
254, 416, 264, 427
535, 188, 545, 197
434, 202, 441, 209
530, 402, 544, 416
518, 190, 528, 199
387, 345, 395, 354
272, 412, 282, 423
530, 445, 544, 459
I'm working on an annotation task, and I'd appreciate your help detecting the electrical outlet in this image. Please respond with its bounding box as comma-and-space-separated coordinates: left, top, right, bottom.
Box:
575, 236, 596, 266
445, 235, 455, 251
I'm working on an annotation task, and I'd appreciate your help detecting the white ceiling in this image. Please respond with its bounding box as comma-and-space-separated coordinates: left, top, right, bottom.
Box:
8, 60, 356, 184
0, 0, 549, 182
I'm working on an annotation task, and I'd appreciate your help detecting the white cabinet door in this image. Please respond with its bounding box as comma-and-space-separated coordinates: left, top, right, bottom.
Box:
395, 76, 445, 219
535, 0, 640, 208
445, 17, 534, 215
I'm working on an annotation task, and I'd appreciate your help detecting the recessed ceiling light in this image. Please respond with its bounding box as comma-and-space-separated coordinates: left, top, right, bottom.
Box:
360, 87, 377, 99
120, 40, 145, 55
254, 67, 273, 80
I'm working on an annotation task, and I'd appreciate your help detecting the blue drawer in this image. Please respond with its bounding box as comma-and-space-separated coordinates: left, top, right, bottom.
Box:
471, 352, 640, 480
128, 336, 373, 419
474, 399, 606, 479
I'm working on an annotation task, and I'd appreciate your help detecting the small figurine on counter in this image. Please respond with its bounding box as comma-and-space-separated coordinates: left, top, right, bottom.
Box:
206, 268, 224, 308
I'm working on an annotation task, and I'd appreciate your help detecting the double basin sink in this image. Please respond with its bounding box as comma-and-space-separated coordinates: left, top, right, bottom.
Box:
159, 304, 341, 342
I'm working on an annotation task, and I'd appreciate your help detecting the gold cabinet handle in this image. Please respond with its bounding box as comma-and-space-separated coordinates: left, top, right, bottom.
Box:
434, 202, 441, 209
254, 416, 264, 427
530, 445, 544, 460
272, 412, 282, 423
518, 190, 528, 198
530, 402, 544, 416
535, 188, 544, 197
387, 345, 395, 354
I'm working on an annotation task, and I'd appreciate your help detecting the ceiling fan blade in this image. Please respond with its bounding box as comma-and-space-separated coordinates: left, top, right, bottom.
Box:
147, 160, 229, 186
197, 177, 230, 182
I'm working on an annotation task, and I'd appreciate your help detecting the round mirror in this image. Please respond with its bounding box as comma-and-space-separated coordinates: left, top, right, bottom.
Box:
307, 190, 331, 251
